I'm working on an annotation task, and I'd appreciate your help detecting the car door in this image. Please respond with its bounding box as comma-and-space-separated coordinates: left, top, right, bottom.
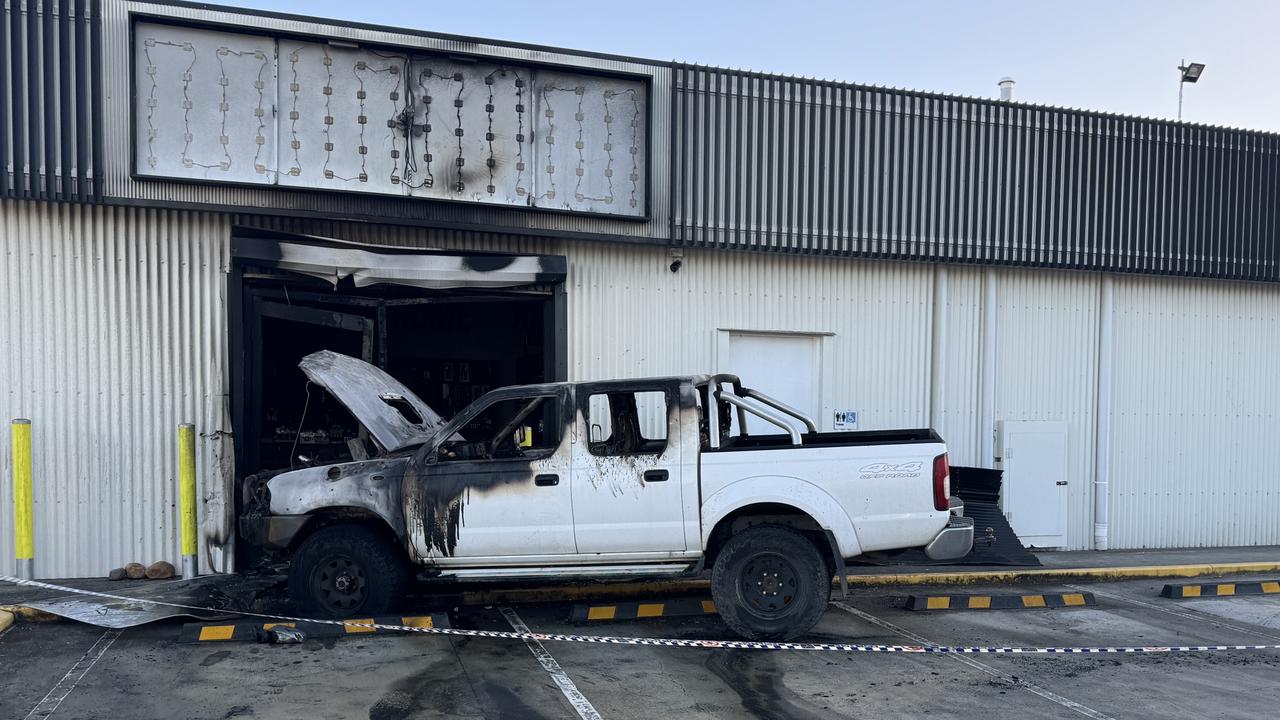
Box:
405, 389, 576, 561
571, 381, 688, 554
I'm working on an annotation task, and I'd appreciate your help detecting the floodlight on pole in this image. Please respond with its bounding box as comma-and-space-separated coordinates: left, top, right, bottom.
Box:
1177, 59, 1205, 121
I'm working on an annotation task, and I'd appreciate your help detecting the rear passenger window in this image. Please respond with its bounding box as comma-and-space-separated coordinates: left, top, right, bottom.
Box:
587, 390, 668, 456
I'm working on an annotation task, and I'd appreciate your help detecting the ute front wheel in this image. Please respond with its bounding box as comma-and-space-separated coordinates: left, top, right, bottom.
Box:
288, 524, 407, 618
710, 525, 831, 640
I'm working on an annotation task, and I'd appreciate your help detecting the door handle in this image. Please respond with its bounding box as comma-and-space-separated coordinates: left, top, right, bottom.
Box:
535, 474, 559, 487
1056, 481, 1068, 486
643, 469, 669, 482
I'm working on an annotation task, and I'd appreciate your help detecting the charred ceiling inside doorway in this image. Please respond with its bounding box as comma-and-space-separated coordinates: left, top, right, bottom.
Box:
231, 234, 567, 290
227, 230, 568, 569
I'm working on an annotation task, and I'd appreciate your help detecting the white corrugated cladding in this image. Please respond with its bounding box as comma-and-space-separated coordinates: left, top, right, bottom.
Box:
993, 269, 1101, 549
0, 199, 230, 577
936, 267, 984, 466
0, 204, 571, 578
6, 200, 1280, 576
569, 243, 936, 432
1109, 275, 1280, 548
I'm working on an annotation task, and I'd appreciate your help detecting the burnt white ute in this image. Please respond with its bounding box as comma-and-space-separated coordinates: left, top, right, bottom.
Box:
240, 350, 973, 639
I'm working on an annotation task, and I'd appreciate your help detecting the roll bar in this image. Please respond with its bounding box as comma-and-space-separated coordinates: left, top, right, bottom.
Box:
741, 388, 818, 433
715, 391, 803, 446
714, 376, 750, 436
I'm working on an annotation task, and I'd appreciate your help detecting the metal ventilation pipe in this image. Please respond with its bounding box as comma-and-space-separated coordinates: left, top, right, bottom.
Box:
998, 77, 1016, 101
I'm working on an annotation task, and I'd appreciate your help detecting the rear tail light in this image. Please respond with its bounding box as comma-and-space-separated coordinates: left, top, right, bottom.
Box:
932, 453, 950, 511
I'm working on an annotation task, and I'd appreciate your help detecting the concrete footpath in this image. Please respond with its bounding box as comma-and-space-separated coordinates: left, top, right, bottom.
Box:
1, 545, 1277, 613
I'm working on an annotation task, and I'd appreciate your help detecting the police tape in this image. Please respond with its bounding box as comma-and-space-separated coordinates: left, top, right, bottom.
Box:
4, 575, 1280, 655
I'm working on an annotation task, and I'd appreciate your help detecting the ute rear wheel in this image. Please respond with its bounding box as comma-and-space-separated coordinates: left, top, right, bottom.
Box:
289, 524, 407, 618
710, 525, 831, 640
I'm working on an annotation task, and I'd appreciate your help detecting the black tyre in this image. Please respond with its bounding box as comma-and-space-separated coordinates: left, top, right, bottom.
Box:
288, 524, 407, 618
710, 526, 831, 640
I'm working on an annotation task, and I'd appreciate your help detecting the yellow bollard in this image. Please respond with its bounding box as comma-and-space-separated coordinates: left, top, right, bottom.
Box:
12, 419, 33, 580
178, 423, 198, 579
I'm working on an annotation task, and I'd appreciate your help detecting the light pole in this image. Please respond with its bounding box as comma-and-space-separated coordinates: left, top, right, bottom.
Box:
1177, 60, 1205, 121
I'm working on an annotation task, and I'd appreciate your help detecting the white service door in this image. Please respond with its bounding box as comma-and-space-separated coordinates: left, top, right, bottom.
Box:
999, 421, 1069, 546
724, 332, 821, 434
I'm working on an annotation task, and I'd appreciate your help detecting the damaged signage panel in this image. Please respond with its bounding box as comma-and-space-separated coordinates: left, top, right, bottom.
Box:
133, 20, 649, 216
239, 351, 974, 641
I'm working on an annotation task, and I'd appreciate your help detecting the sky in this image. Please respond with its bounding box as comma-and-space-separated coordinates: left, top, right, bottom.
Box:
231, 0, 1279, 132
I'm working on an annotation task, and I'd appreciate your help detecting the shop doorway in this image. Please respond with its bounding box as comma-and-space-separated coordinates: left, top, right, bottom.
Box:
227, 232, 566, 564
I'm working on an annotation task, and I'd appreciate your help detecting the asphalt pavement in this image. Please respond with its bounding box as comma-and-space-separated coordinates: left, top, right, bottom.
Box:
3, 573, 1280, 719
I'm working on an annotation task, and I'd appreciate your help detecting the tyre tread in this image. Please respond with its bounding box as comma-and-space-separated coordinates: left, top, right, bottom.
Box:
710, 525, 831, 641
288, 523, 407, 618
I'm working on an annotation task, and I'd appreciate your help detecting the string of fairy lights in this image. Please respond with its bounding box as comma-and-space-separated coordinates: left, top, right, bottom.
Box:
535, 84, 643, 208
139, 28, 643, 212
142, 38, 270, 174
486, 69, 528, 198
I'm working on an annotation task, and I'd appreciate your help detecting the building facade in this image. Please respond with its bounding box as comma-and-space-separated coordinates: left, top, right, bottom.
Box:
2, 0, 1278, 577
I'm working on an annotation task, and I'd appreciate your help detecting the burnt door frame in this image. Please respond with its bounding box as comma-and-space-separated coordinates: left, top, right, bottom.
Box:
230, 271, 565, 477
240, 296, 375, 478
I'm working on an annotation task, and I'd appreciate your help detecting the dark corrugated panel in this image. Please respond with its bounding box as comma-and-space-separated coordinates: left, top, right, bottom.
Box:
1, 1, 10, 195
0, 0, 97, 200
671, 68, 1280, 282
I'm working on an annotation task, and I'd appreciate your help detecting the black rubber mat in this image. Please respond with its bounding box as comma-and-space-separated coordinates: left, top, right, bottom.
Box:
952, 465, 1003, 505
942, 500, 1042, 566
863, 466, 1042, 568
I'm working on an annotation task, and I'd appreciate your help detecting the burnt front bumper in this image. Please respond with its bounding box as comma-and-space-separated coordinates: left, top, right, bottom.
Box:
924, 516, 975, 560
238, 515, 310, 552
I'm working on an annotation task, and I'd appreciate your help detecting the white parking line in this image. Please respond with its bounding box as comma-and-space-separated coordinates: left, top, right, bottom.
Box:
24, 629, 122, 720
500, 607, 602, 720
831, 601, 1115, 720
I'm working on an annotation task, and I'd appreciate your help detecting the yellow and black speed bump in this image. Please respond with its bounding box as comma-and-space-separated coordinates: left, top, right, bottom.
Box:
570, 598, 717, 622
905, 592, 1096, 611
178, 614, 450, 643
1161, 580, 1280, 599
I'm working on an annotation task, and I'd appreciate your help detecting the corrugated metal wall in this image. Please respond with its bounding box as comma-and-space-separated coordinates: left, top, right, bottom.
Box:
236, 216, 938, 435
0, 201, 586, 578
565, 248, 1280, 551
6, 197, 1280, 576
1109, 275, 1280, 548
9, 1, 1279, 283
1, 0, 100, 200
671, 65, 1280, 281
0, 198, 229, 577
994, 269, 1101, 547
935, 266, 983, 466
0, 0, 1277, 576
568, 242, 936, 432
